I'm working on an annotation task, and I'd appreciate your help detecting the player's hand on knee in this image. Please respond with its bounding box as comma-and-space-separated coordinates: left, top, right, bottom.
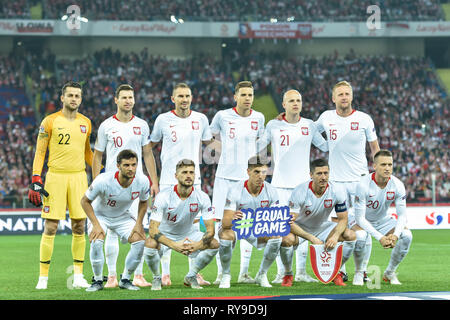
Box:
233, 211, 244, 220
89, 225, 105, 242
28, 175, 49, 207
379, 236, 392, 248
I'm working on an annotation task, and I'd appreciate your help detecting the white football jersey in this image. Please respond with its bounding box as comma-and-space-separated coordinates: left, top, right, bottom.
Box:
257, 116, 328, 188
224, 180, 279, 212
354, 173, 407, 240
210, 108, 265, 180
289, 180, 347, 233
85, 171, 150, 218
150, 185, 214, 239
315, 110, 377, 182
94, 115, 150, 174
150, 110, 212, 185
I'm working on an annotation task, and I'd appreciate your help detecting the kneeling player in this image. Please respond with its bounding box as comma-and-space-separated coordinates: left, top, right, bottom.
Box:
81, 149, 149, 292
143, 159, 219, 290
354, 150, 412, 285
219, 156, 282, 289
283, 159, 356, 286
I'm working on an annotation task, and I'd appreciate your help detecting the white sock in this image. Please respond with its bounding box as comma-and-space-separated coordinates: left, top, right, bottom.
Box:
90, 239, 104, 281
134, 255, 145, 276
275, 254, 285, 275
122, 240, 144, 280
161, 247, 172, 276
342, 240, 356, 265
239, 239, 253, 275
279, 246, 294, 275
219, 239, 233, 275
353, 230, 367, 272
144, 247, 161, 278
386, 229, 412, 273
187, 248, 219, 278
295, 240, 308, 274
104, 230, 119, 277
362, 234, 372, 272
258, 238, 281, 275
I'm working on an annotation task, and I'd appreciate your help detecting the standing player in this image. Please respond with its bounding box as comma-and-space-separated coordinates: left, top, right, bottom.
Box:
315, 81, 380, 282
92, 84, 159, 288
353, 150, 412, 285
143, 159, 219, 290
257, 89, 328, 284
218, 156, 282, 289
82, 150, 149, 292
284, 159, 357, 286
30, 82, 92, 290
150, 82, 213, 286
210, 81, 265, 285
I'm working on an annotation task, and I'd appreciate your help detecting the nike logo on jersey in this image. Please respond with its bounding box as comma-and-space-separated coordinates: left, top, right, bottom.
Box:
169, 124, 176, 128
280, 129, 287, 132
228, 122, 235, 125
168, 207, 175, 210
329, 124, 335, 126
109, 194, 116, 197
369, 194, 375, 197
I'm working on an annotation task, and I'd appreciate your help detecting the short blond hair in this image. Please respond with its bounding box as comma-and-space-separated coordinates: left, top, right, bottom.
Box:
332, 81, 352, 96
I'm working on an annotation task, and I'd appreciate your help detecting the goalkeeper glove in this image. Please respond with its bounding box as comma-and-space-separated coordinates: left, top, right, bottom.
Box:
28, 175, 49, 207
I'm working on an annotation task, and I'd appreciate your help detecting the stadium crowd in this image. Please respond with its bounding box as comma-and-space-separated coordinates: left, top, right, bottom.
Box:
0, 0, 445, 22
0, 47, 448, 207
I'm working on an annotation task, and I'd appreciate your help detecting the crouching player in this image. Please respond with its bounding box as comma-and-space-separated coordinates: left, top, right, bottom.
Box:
354, 150, 412, 285
143, 159, 219, 290
218, 156, 282, 289
81, 149, 149, 292
282, 159, 356, 286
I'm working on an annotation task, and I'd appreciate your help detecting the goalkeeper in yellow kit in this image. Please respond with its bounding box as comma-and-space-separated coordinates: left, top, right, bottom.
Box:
29, 82, 93, 290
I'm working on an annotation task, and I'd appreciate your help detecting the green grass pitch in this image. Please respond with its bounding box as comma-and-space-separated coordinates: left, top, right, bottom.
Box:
1, 230, 448, 300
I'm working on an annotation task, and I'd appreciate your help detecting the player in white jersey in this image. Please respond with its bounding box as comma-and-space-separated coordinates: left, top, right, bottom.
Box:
353, 150, 412, 285
150, 83, 213, 286
143, 159, 219, 290
257, 89, 328, 285
284, 159, 356, 286
315, 81, 380, 282
92, 84, 159, 288
82, 150, 150, 292
218, 156, 283, 288
210, 81, 265, 285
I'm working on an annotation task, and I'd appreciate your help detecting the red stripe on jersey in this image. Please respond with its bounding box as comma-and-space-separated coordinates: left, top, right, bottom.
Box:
174, 184, 194, 199
244, 180, 264, 196
233, 107, 252, 116
282, 115, 301, 122
171, 109, 192, 117
113, 114, 135, 122
308, 181, 329, 196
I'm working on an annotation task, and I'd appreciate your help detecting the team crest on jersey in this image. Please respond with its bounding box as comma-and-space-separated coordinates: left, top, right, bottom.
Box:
351, 122, 359, 130
260, 200, 269, 207
190, 203, 199, 213
387, 191, 395, 200
191, 121, 199, 130
44, 206, 50, 213
131, 192, 140, 200
324, 199, 332, 208
301, 127, 309, 135
80, 125, 87, 133
133, 127, 141, 135
251, 121, 258, 130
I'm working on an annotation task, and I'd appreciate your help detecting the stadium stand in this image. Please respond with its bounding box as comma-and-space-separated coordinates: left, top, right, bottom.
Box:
0, 45, 448, 207
0, 0, 446, 22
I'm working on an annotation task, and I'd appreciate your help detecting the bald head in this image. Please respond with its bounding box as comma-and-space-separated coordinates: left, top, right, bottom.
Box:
282, 89, 302, 116
283, 89, 302, 103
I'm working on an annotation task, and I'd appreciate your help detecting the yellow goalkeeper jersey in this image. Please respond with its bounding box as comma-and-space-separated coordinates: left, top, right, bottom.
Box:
33, 110, 93, 175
